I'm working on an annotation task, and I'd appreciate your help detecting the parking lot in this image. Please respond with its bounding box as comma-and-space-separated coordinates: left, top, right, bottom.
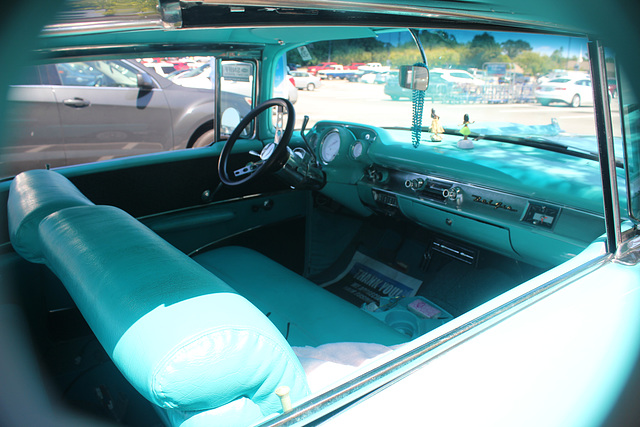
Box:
294, 79, 621, 137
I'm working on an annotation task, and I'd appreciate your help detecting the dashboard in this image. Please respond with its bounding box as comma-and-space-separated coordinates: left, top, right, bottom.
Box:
305, 121, 606, 268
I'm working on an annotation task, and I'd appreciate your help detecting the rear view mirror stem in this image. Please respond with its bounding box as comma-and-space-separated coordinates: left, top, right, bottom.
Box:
410, 29, 428, 67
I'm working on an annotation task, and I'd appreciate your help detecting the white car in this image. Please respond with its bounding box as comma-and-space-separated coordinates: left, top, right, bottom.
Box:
169, 63, 212, 88
432, 68, 486, 86
535, 77, 593, 107
359, 73, 378, 84
290, 71, 321, 91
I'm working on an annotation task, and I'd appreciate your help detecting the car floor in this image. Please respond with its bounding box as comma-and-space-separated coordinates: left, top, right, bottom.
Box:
302, 204, 543, 318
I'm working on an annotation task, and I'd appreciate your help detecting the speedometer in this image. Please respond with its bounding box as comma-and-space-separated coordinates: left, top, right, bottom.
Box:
320, 130, 341, 163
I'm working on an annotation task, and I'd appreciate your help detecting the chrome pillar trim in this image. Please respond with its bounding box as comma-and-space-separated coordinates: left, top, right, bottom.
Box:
615, 229, 640, 265
409, 29, 428, 67
588, 38, 622, 253
259, 253, 610, 426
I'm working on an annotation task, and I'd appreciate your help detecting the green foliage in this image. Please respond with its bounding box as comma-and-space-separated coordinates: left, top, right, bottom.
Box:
298, 31, 575, 77
514, 51, 553, 75
423, 47, 461, 68
65, 0, 158, 15
502, 40, 533, 58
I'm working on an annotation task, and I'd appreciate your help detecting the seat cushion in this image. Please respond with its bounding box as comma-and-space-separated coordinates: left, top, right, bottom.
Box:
193, 246, 409, 347
8, 170, 93, 263
37, 205, 309, 422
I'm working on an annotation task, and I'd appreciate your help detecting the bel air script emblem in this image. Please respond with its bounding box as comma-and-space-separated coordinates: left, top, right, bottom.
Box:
472, 195, 517, 212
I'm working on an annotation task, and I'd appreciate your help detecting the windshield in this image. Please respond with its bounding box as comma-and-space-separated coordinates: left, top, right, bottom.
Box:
288, 29, 621, 154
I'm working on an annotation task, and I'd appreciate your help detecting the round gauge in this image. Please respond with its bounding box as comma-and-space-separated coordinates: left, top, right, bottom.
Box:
351, 141, 364, 159
320, 130, 341, 163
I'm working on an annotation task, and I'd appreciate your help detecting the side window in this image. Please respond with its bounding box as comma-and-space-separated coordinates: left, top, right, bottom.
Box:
13, 66, 42, 85
55, 60, 139, 88
219, 60, 255, 137
273, 54, 293, 102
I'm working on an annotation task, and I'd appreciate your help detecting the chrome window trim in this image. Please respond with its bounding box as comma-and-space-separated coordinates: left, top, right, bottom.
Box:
588, 38, 625, 253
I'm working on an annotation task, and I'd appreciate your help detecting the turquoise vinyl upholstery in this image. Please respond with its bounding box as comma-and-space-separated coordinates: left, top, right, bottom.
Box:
8, 170, 310, 426
8, 169, 94, 263
194, 247, 408, 347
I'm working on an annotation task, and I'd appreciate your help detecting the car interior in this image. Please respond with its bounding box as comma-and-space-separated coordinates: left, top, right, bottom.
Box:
0, 3, 634, 426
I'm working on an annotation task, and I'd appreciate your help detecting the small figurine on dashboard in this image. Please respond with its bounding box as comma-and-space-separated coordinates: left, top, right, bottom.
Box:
458, 113, 475, 149
430, 108, 444, 142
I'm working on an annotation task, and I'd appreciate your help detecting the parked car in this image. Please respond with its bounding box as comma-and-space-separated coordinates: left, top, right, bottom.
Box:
141, 61, 184, 77
360, 72, 377, 83
318, 65, 362, 80
2, 2, 640, 427
169, 62, 213, 88
537, 69, 590, 84
290, 70, 322, 90
384, 70, 453, 100
2, 58, 254, 176
358, 62, 390, 73
344, 62, 366, 70
306, 61, 339, 75
536, 77, 594, 107
432, 68, 486, 86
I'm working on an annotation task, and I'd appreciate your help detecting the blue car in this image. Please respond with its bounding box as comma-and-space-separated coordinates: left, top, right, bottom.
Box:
1, 1, 640, 427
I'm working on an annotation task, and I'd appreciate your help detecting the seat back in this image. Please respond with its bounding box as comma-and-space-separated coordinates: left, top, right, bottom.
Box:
8, 170, 310, 426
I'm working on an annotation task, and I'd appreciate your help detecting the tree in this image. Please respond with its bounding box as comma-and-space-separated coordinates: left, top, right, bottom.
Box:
470, 32, 500, 50
550, 47, 565, 68
515, 51, 553, 75
464, 33, 504, 68
501, 40, 532, 58
419, 30, 459, 48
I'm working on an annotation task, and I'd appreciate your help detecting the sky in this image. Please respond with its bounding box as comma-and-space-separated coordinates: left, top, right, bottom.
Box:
379, 29, 589, 60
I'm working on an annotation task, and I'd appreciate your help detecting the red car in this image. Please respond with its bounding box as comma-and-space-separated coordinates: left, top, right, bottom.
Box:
307, 62, 338, 75
344, 62, 366, 70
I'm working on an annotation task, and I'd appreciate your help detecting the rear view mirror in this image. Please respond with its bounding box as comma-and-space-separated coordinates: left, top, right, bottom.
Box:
399, 65, 429, 91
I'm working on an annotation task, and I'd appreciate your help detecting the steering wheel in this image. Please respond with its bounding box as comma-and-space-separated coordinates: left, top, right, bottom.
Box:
218, 98, 295, 186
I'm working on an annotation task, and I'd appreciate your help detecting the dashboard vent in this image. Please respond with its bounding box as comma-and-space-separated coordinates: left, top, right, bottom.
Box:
372, 190, 398, 207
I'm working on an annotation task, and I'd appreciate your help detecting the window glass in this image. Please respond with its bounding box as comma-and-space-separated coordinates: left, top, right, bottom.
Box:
220, 60, 255, 137
287, 29, 612, 153
620, 69, 640, 220
55, 61, 139, 88
13, 66, 41, 86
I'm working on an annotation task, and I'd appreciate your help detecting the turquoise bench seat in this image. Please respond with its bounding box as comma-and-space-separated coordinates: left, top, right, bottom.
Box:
193, 247, 408, 347
7, 169, 407, 426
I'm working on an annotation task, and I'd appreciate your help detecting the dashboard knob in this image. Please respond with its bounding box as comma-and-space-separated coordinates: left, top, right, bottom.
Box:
404, 178, 424, 190
443, 186, 461, 200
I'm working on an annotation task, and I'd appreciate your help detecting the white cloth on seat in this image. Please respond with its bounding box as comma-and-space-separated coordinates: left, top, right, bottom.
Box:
293, 342, 394, 392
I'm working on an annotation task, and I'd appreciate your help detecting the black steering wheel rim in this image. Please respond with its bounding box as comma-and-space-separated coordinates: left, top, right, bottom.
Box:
218, 97, 295, 186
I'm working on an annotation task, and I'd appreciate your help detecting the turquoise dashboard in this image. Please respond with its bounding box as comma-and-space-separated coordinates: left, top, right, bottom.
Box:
306, 121, 607, 268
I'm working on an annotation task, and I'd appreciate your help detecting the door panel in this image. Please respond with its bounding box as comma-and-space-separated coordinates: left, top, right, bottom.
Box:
3, 83, 65, 176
